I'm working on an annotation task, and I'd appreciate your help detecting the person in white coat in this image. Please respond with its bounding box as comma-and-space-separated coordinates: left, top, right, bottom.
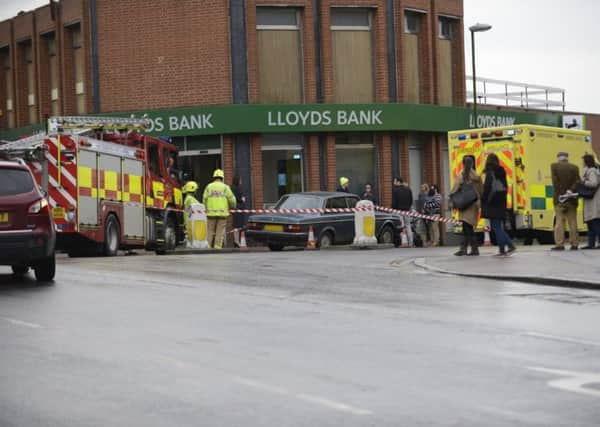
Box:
581, 154, 600, 249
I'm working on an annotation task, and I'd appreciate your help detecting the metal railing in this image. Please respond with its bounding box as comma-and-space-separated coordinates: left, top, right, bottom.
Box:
466, 76, 566, 111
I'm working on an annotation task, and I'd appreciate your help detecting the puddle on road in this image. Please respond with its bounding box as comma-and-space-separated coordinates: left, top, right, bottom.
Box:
505, 292, 600, 305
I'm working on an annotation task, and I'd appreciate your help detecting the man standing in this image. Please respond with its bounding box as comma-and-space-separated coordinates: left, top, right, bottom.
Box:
392, 177, 414, 246
337, 177, 350, 193
203, 169, 236, 250
361, 183, 378, 205
551, 152, 581, 250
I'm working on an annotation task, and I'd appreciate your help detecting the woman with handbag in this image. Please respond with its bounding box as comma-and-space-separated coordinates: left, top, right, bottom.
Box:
482, 153, 516, 256
450, 156, 482, 256
581, 154, 600, 249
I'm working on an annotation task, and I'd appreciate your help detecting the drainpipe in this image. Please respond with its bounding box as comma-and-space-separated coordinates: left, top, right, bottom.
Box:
88, 0, 100, 113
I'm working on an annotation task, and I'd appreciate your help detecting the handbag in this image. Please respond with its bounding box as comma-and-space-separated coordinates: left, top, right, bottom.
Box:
576, 182, 598, 199
450, 182, 478, 210
487, 172, 507, 203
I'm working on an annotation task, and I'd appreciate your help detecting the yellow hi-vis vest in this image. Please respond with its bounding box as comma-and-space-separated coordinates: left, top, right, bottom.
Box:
202, 180, 236, 217
183, 194, 200, 225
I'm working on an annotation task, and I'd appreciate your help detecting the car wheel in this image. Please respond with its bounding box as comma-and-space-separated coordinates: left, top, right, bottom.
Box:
34, 255, 56, 282
11, 265, 29, 276
268, 243, 284, 251
378, 226, 394, 244
156, 217, 177, 255
104, 214, 120, 256
318, 232, 333, 249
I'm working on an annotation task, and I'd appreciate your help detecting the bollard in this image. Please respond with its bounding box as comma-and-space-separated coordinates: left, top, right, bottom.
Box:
186, 203, 209, 249
352, 200, 378, 248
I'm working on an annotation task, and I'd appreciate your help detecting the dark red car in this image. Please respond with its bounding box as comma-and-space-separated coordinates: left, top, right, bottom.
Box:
0, 160, 56, 282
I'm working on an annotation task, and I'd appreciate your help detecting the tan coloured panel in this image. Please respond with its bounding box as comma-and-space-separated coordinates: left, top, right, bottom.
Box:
438, 39, 453, 105
404, 34, 420, 104
332, 30, 374, 103
257, 30, 302, 104
74, 48, 86, 114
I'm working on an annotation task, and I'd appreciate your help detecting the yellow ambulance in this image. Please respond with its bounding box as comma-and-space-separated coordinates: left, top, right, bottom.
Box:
447, 125, 595, 244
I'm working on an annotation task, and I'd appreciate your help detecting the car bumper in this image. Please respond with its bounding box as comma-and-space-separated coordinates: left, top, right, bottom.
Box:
0, 230, 55, 265
246, 230, 308, 247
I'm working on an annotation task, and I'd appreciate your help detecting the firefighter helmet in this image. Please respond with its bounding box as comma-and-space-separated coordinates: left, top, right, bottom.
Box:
182, 181, 198, 194
213, 169, 225, 179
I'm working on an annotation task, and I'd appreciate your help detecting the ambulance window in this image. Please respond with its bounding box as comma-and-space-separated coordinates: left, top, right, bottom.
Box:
148, 144, 161, 177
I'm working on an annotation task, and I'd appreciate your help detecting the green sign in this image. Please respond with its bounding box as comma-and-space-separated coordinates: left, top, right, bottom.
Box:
0, 103, 562, 140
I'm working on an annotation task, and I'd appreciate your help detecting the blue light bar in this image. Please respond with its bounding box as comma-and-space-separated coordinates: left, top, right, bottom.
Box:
458, 134, 467, 140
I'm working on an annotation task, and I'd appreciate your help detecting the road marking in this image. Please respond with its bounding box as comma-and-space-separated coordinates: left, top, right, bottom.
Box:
295, 393, 372, 415
528, 366, 600, 398
0, 316, 43, 329
232, 376, 372, 415
525, 331, 600, 347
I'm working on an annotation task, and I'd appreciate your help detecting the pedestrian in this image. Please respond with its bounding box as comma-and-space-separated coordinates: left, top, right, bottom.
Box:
231, 175, 248, 248
202, 169, 236, 250
580, 154, 600, 249
481, 153, 516, 256
361, 183, 378, 205
182, 180, 199, 231
392, 177, 414, 246
451, 156, 482, 256
551, 151, 580, 250
424, 184, 442, 247
337, 177, 350, 193
416, 183, 430, 246
167, 156, 181, 183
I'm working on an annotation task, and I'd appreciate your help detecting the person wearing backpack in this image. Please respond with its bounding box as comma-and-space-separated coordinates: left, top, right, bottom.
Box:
482, 153, 516, 256
581, 154, 600, 249
450, 156, 482, 256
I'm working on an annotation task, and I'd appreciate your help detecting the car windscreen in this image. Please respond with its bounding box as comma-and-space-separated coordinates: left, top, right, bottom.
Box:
275, 195, 322, 210
0, 168, 35, 196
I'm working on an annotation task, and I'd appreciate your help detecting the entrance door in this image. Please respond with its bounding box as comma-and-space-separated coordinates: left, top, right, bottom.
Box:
178, 153, 222, 196
262, 149, 304, 206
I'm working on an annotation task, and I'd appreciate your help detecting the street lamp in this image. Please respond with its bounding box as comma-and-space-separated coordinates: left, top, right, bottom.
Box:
469, 23, 492, 128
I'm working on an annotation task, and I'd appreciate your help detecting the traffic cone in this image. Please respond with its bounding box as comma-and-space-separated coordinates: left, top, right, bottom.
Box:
239, 230, 248, 251
306, 225, 317, 250
401, 228, 409, 248
483, 226, 492, 247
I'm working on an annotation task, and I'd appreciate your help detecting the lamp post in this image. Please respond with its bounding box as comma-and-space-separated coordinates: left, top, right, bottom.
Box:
469, 23, 492, 128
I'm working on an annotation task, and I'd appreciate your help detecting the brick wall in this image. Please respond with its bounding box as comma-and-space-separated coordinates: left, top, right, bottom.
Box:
585, 114, 600, 156
325, 135, 337, 191
377, 133, 392, 206
95, 0, 232, 112
305, 135, 320, 191
250, 135, 264, 208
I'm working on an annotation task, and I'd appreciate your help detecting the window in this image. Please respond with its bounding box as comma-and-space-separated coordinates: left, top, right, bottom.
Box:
22, 42, 37, 124
345, 196, 359, 208
1, 47, 14, 128
275, 194, 321, 210
256, 7, 303, 103
148, 144, 161, 177
326, 197, 347, 209
0, 168, 34, 196
438, 17, 455, 40
404, 10, 421, 34
335, 133, 375, 195
331, 8, 374, 103
261, 134, 304, 205
45, 33, 60, 115
70, 24, 86, 114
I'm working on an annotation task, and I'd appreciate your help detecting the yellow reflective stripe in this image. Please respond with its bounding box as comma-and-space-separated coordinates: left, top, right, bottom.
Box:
129, 175, 142, 195
78, 166, 92, 188
104, 170, 118, 191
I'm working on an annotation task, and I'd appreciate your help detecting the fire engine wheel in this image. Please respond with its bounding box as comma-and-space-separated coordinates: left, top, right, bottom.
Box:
104, 215, 120, 257
156, 217, 177, 255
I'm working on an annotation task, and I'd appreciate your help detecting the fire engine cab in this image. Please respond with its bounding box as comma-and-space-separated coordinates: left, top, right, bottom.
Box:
0, 116, 184, 256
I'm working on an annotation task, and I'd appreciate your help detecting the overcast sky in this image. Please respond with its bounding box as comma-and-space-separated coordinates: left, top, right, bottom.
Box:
1, 0, 598, 114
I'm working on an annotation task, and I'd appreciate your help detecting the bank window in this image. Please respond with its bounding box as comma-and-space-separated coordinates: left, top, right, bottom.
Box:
256, 7, 303, 104
335, 133, 375, 196
404, 10, 421, 34
438, 17, 455, 40
331, 8, 374, 103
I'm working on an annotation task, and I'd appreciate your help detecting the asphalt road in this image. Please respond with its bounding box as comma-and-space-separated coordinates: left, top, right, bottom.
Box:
1, 248, 600, 426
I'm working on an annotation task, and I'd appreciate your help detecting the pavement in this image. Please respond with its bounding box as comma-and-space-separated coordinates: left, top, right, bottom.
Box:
412, 245, 600, 289
1, 248, 600, 426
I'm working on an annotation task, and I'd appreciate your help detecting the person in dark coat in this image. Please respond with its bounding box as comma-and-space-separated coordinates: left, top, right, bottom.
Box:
361, 183, 378, 205
481, 153, 515, 256
392, 177, 413, 211
231, 175, 247, 247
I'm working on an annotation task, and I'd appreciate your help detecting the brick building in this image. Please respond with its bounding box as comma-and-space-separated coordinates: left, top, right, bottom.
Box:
0, 0, 597, 211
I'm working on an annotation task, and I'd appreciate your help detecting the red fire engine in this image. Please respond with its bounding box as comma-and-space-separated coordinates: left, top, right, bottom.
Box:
0, 116, 184, 256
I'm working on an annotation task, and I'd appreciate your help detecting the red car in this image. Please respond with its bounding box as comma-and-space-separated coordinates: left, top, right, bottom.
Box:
0, 159, 56, 282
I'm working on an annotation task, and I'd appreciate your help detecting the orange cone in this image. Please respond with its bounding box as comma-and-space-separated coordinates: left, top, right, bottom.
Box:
483, 226, 492, 247
239, 230, 248, 251
306, 225, 317, 250
401, 228, 409, 248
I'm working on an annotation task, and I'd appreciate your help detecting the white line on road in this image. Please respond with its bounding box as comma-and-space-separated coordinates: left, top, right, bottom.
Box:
0, 316, 43, 329
528, 366, 600, 399
525, 331, 600, 347
232, 376, 372, 415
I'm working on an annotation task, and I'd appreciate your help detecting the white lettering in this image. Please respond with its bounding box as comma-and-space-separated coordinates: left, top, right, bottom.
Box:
179, 115, 191, 130
310, 111, 322, 126
190, 114, 203, 129
286, 111, 300, 126
169, 116, 179, 131
359, 110, 370, 125
268, 111, 276, 126
298, 110, 311, 126
322, 111, 332, 126
347, 111, 359, 125
337, 110, 347, 125
202, 113, 213, 128
372, 110, 383, 125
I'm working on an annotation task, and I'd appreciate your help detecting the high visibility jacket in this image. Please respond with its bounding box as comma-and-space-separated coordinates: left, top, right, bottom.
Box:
202, 180, 236, 217
183, 194, 200, 225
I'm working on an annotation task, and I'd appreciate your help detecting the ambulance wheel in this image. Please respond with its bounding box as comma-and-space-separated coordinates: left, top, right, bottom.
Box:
103, 215, 120, 257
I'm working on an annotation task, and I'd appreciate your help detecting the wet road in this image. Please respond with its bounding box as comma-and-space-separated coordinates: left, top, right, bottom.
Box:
1, 248, 599, 426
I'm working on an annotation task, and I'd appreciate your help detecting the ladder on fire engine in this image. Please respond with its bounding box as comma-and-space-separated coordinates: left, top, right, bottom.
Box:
48, 115, 151, 135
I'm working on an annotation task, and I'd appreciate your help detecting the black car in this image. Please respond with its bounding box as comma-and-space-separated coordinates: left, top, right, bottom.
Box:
246, 192, 403, 251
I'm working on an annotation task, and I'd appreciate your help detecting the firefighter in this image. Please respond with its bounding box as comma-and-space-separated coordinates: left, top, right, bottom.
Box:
182, 181, 199, 228
203, 169, 236, 249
